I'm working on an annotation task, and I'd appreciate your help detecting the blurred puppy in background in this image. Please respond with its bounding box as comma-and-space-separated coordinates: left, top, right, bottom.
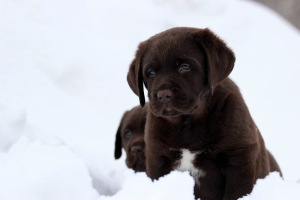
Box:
114, 104, 147, 172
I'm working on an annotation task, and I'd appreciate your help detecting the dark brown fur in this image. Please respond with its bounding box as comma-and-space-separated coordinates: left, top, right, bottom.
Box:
114, 105, 147, 172
127, 27, 282, 200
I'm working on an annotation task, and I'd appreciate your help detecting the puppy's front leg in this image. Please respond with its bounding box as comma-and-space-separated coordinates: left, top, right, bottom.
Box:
145, 143, 173, 180
223, 150, 256, 200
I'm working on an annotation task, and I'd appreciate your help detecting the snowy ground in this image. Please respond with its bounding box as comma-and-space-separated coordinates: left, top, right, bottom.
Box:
1, 0, 300, 199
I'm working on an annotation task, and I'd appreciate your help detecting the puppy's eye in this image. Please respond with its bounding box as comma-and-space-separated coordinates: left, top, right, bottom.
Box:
147, 69, 156, 77
179, 63, 191, 72
124, 130, 132, 138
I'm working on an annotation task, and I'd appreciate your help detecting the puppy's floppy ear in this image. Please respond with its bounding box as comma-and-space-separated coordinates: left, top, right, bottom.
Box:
195, 28, 235, 95
114, 125, 122, 159
127, 42, 147, 107
114, 112, 127, 159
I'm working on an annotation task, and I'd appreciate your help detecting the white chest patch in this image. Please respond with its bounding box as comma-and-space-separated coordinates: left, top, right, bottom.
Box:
174, 149, 205, 185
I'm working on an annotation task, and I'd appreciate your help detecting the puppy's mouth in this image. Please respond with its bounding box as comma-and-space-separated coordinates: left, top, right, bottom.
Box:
150, 91, 198, 117
126, 145, 146, 172
133, 160, 146, 172
152, 103, 199, 118
128, 155, 146, 172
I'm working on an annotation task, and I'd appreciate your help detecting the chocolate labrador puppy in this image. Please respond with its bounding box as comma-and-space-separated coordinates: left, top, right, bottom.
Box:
114, 105, 147, 172
127, 27, 282, 199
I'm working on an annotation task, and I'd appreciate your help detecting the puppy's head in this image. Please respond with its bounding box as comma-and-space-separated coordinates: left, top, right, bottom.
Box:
114, 105, 147, 172
127, 27, 235, 118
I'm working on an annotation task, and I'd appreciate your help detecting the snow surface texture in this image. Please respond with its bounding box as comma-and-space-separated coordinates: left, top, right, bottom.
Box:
1, 0, 300, 199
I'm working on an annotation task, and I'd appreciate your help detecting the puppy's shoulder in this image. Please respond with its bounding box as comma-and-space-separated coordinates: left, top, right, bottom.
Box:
212, 78, 243, 105
216, 78, 240, 95
211, 78, 251, 121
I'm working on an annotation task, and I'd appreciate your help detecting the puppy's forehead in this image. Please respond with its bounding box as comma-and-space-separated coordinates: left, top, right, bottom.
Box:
122, 107, 146, 131
144, 31, 200, 64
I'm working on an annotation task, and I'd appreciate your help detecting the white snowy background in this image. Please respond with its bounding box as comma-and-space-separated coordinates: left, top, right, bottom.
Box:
1, 0, 300, 199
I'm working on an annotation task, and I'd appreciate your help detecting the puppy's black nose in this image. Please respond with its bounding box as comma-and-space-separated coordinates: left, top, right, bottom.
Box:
157, 89, 173, 103
131, 145, 143, 156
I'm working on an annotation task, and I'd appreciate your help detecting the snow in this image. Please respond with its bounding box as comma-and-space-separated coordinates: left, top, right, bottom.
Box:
0, 138, 98, 200
1, 0, 300, 199
98, 171, 195, 200
242, 172, 300, 200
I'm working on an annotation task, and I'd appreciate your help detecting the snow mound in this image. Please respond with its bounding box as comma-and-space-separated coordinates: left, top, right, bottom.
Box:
0, 138, 98, 200
100, 171, 300, 200
99, 171, 195, 200
240, 172, 300, 200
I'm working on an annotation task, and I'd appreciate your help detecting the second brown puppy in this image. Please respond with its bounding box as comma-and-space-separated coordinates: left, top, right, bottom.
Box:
127, 27, 282, 200
114, 105, 147, 172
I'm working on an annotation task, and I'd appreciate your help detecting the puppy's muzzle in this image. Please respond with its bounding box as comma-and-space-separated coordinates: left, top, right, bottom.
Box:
130, 145, 144, 156
157, 89, 173, 103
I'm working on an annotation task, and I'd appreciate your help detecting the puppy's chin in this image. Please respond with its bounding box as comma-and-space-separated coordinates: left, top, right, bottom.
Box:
126, 155, 146, 172
133, 161, 146, 172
